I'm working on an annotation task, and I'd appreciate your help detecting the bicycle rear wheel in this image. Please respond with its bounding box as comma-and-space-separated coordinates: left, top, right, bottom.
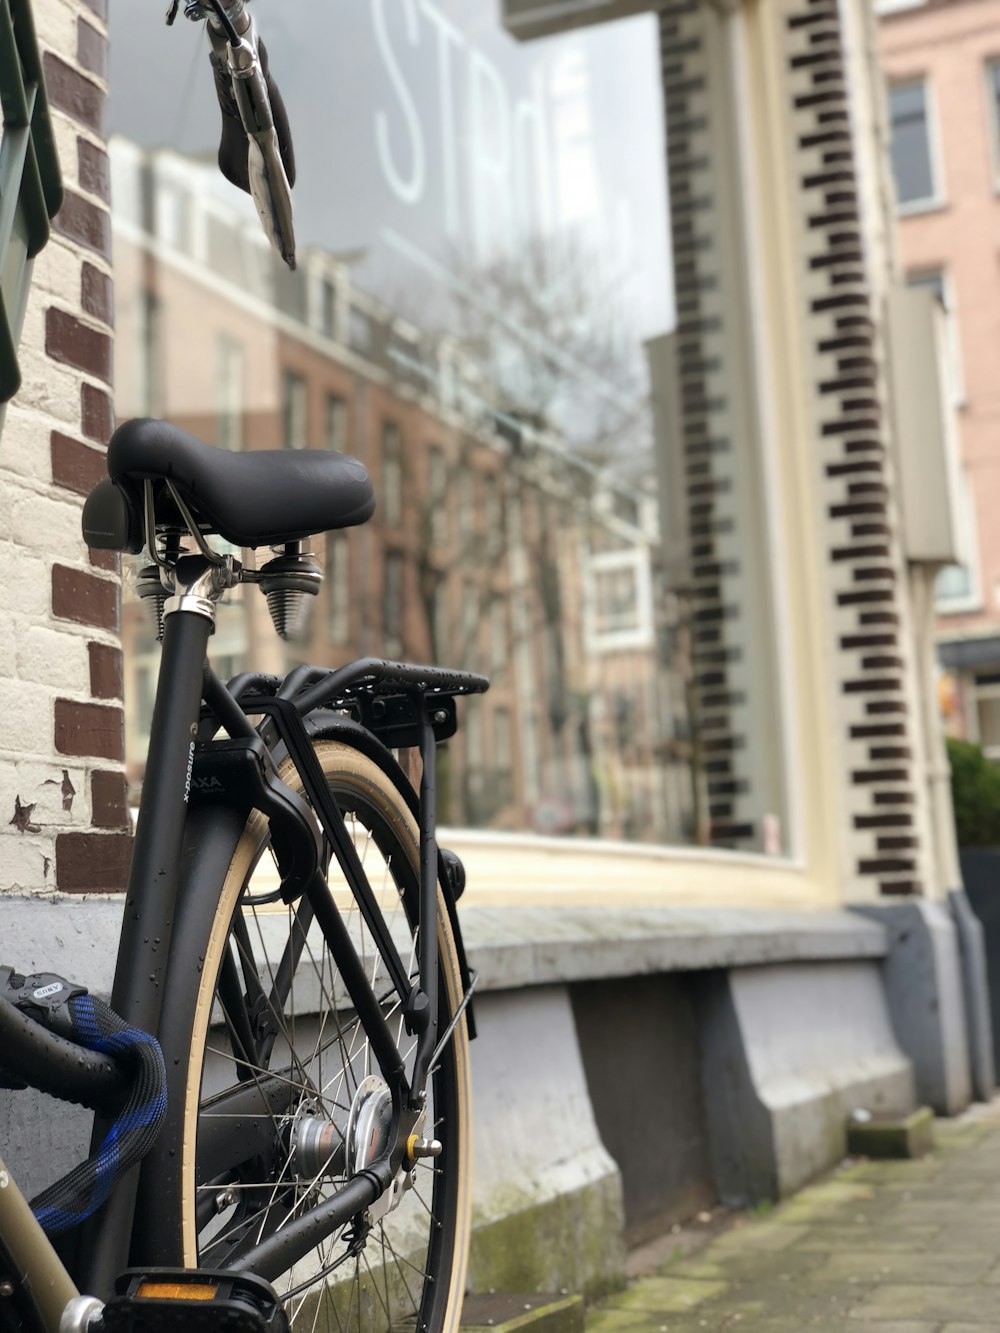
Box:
163, 740, 471, 1332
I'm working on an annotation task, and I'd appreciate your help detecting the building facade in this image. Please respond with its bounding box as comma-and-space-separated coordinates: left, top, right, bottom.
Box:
0, 0, 992, 1299
879, 0, 1000, 752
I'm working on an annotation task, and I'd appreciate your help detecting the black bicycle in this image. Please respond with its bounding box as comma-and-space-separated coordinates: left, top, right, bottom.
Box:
0, 6, 486, 1331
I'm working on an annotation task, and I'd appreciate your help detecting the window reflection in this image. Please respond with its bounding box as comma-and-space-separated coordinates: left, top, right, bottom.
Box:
109, 3, 714, 846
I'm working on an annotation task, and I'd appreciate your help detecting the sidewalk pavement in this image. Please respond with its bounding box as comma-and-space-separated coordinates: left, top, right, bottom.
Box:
585, 1106, 1000, 1332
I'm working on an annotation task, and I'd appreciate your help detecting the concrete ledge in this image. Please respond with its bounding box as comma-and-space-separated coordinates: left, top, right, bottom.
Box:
462, 906, 890, 990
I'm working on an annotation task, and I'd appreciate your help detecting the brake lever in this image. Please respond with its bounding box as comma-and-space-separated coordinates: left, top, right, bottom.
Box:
207, 9, 297, 270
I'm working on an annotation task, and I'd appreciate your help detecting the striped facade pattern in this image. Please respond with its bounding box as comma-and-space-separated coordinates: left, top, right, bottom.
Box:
779, 0, 924, 894
658, 1, 757, 851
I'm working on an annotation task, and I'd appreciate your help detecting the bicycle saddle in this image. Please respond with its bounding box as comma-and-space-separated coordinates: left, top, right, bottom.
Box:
101, 418, 376, 550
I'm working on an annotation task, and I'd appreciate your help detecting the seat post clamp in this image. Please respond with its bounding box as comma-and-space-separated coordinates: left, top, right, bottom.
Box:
163, 553, 241, 626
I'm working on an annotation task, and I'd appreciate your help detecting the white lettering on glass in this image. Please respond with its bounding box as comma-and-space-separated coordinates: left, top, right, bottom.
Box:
373, 0, 426, 205
420, 2, 466, 238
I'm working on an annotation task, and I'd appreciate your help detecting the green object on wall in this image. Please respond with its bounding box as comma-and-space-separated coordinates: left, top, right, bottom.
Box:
0, 0, 63, 405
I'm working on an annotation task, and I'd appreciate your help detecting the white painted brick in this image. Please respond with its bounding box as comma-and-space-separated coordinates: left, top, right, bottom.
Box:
32, 241, 83, 306
0, 410, 53, 485
13, 759, 89, 828
0, 682, 55, 760
32, 0, 78, 52
0, 543, 51, 621
0, 830, 56, 894
11, 492, 84, 553
16, 626, 89, 693
16, 342, 81, 428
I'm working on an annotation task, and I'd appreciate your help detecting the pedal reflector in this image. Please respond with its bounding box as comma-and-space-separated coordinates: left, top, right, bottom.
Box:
135, 1282, 218, 1301
104, 1270, 289, 1333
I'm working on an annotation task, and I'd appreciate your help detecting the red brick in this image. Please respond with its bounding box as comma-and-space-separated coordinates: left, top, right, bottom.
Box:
51, 430, 106, 495
78, 140, 110, 205
55, 699, 123, 761
56, 831, 131, 894
82, 383, 114, 442
81, 262, 113, 326
53, 189, 110, 260
89, 641, 122, 699
46, 308, 112, 382
52, 564, 118, 630
77, 19, 107, 80
89, 548, 119, 573
91, 770, 129, 829
42, 53, 103, 132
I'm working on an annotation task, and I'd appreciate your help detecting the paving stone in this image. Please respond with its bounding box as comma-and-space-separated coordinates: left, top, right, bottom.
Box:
600, 1278, 727, 1315
808, 1251, 993, 1284
793, 1224, 942, 1251
848, 1284, 998, 1322
584, 1111, 1000, 1333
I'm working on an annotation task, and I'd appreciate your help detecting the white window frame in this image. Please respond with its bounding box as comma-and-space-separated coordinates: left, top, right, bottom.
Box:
583, 547, 654, 654
934, 467, 982, 616
888, 77, 946, 216
327, 531, 350, 643
875, 0, 929, 15
217, 335, 244, 451
382, 423, 403, 527
282, 370, 308, 450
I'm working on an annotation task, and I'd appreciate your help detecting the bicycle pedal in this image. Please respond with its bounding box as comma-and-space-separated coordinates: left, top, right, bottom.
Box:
102, 1270, 289, 1333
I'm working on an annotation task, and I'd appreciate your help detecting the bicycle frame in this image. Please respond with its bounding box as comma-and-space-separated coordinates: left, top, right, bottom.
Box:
70, 588, 485, 1296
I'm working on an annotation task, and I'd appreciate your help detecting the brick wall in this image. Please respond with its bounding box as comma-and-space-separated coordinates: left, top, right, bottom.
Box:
0, 0, 129, 897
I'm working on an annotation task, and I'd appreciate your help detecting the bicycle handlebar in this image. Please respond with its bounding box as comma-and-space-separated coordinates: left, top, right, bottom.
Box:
169, 0, 297, 269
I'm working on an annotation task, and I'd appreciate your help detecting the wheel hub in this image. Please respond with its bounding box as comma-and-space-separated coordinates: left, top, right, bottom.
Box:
346, 1075, 394, 1174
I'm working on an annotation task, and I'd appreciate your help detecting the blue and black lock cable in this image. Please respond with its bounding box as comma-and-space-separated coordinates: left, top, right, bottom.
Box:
0, 969, 167, 1236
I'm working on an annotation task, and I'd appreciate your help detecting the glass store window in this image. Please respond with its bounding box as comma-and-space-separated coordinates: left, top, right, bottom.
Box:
109, 0, 775, 849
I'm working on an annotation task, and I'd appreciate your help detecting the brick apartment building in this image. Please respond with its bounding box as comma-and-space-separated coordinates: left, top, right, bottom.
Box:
879, 0, 1000, 753
110, 137, 692, 845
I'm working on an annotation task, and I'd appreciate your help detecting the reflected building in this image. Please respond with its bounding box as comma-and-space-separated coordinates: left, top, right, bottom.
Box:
111, 136, 695, 844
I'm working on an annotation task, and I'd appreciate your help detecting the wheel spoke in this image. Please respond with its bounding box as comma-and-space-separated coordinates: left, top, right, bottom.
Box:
186, 746, 467, 1331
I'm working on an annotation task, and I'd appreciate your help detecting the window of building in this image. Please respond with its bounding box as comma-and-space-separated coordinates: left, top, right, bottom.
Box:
428, 447, 448, 548
457, 469, 475, 548
461, 579, 480, 659
490, 597, 508, 678
320, 276, 337, 339
325, 394, 348, 453
432, 575, 449, 662
906, 269, 964, 407
217, 336, 244, 451
935, 469, 981, 614
137, 291, 163, 418
110, 1, 789, 851
493, 707, 514, 807
382, 424, 402, 526
327, 531, 350, 643
483, 474, 502, 559
586, 548, 654, 651
888, 79, 941, 211
384, 551, 404, 658
282, 371, 308, 449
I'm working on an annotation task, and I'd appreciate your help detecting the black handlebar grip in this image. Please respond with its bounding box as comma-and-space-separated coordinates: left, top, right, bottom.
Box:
210, 35, 296, 196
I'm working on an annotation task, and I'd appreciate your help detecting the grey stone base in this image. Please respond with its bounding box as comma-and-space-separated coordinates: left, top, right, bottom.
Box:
853, 899, 975, 1114
0, 896, 925, 1294
467, 986, 626, 1300
696, 960, 914, 1206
